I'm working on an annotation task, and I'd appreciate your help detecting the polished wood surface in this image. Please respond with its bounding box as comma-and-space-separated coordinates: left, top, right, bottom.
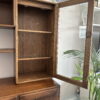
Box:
18, 6, 52, 31
0, 49, 14, 53
0, 78, 59, 99
18, 29, 52, 34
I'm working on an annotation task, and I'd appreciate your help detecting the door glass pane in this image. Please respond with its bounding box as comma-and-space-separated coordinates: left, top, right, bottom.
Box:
57, 3, 88, 82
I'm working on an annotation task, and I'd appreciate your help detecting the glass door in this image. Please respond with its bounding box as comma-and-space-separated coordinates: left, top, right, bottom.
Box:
54, 0, 94, 88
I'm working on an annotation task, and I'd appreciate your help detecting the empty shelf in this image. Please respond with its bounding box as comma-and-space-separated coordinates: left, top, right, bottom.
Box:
18, 29, 52, 34
0, 24, 15, 29
18, 57, 51, 61
18, 72, 52, 83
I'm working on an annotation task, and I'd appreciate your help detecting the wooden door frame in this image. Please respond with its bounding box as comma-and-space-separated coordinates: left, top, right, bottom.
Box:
53, 0, 94, 88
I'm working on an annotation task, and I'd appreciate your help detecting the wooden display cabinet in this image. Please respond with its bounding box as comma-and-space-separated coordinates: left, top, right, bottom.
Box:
0, 78, 59, 100
0, 0, 94, 100
16, 0, 54, 84
14, 0, 94, 88
0, 0, 94, 89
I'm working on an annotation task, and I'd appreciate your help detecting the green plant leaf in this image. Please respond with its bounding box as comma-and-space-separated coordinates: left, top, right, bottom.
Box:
72, 76, 82, 81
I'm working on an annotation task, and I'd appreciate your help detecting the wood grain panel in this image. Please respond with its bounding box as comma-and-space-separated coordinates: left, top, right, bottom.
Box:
20, 88, 59, 100
0, 1, 13, 25
18, 32, 52, 58
18, 5, 52, 31
18, 60, 52, 82
18, 60, 51, 74
0, 78, 59, 100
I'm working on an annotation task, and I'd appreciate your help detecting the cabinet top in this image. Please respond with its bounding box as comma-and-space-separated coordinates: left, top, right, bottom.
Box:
0, 78, 59, 98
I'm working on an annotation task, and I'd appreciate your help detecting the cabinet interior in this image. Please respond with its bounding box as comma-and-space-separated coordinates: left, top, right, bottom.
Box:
17, 2, 54, 83
0, 0, 14, 26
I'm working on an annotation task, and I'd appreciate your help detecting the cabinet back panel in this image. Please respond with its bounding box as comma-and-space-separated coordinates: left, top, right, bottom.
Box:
18, 32, 51, 58
0, 2, 13, 25
18, 6, 51, 31
18, 60, 51, 74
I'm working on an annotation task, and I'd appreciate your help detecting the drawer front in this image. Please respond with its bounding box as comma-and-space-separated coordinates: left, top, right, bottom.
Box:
36, 88, 59, 100
20, 88, 59, 100
0, 96, 17, 100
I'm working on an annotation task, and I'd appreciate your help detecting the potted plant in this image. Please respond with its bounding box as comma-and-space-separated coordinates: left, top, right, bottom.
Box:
64, 47, 100, 100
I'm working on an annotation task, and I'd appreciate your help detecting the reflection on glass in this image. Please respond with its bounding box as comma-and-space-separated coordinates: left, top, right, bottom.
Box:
88, 12, 100, 100
92, 8, 100, 73
57, 3, 88, 81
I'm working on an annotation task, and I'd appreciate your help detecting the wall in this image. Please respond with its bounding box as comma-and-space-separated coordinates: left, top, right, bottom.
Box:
0, 29, 14, 78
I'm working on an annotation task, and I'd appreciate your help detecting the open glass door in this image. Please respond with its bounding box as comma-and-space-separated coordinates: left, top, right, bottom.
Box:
54, 0, 94, 88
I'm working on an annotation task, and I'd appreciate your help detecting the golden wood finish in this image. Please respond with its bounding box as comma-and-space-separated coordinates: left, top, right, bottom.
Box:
18, 29, 52, 34
0, 24, 15, 29
0, 78, 60, 100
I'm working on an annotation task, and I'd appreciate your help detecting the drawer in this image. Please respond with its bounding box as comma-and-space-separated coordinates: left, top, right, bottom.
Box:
20, 88, 57, 100
0, 96, 18, 100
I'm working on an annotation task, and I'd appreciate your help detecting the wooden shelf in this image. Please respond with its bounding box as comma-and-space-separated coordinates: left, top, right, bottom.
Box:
18, 72, 52, 83
0, 24, 15, 29
18, 57, 51, 61
18, 29, 52, 34
16, 0, 53, 84
0, 49, 14, 53
18, 1, 53, 10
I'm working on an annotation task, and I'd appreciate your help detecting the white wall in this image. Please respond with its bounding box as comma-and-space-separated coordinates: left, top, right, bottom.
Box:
0, 29, 14, 78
